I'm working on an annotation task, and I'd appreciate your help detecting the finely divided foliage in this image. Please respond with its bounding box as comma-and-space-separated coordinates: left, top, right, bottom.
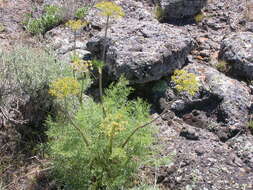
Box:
47, 77, 154, 189
47, 2, 155, 189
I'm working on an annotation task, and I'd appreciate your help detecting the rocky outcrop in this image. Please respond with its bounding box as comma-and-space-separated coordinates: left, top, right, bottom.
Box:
159, 0, 208, 21
219, 32, 253, 80
152, 115, 253, 190
44, 25, 92, 62
87, 19, 194, 84
156, 63, 251, 140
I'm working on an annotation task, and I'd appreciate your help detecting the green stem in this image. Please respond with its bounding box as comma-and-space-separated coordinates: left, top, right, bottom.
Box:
68, 114, 90, 147
62, 99, 90, 147
79, 72, 85, 105
102, 15, 109, 62
99, 15, 110, 118
73, 30, 77, 79
98, 68, 106, 117
98, 67, 103, 102
108, 125, 116, 154
121, 110, 167, 148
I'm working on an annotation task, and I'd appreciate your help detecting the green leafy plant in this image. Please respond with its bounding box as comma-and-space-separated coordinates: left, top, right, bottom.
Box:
75, 6, 90, 19
24, 5, 63, 35
194, 12, 205, 23
47, 77, 155, 189
171, 69, 200, 96
154, 4, 165, 22
216, 60, 231, 73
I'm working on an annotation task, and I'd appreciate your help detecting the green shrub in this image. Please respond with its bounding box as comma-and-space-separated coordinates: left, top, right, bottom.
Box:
0, 46, 72, 96
47, 77, 155, 189
24, 5, 63, 35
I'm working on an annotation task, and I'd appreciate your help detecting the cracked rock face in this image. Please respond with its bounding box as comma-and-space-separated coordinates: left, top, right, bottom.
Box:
160, 0, 208, 20
183, 63, 250, 127
157, 63, 251, 140
87, 19, 194, 84
219, 32, 253, 80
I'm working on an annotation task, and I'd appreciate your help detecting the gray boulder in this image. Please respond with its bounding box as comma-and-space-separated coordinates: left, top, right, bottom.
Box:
86, 18, 194, 84
160, 0, 208, 20
219, 32, 253, 80
157, 63, 251, 140
183, 63, 250, 126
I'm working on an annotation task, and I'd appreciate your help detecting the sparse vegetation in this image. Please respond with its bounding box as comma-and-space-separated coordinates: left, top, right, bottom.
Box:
0, 46, 72, 189
194, 12, 205, 23
216, 60, 231, 73
246, 0, 253, 21
0, 23, 5, 32
248, 120, 253, 134
2, 0, 253, 189
24, 5, 63, 35
154, 4, 165, 21
75, 6, 90, 19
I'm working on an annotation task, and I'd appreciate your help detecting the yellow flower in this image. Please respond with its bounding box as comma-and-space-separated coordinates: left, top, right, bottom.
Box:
101, 113, 127, 137
70, 53, 92, 73
171, 69, 200, 96
49, 77, 80, 99
95, 1, 125, 18
66, 19, 88, 31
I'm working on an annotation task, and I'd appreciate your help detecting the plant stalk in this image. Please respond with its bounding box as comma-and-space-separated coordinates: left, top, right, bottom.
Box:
63, 98, 90, 147
121, 110, 167, 148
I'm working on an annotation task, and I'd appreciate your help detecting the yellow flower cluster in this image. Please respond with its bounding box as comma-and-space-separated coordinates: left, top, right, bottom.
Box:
70, 53, 92, 73
66, 19, 88, 30
101, 113, 128, 137
171, 69, 200, 96
49, 77, 80, 99
95, 1, 125, 18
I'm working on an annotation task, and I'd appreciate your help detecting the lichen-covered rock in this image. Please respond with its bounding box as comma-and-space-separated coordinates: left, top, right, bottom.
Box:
159, 0, 208, 20
219, 32, 253, 80
87, 18, 194, 84
185, 64, 250, 126
157, 63, 251, 140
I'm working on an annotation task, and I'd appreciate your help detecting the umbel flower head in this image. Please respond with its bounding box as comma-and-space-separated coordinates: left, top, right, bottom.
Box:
66, 19, 88, 31
95, 1, 125, 18
70, 53, 92, 73
49, 77, 80, 99
101, 113, 128, 137
171, 69, 200, 96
